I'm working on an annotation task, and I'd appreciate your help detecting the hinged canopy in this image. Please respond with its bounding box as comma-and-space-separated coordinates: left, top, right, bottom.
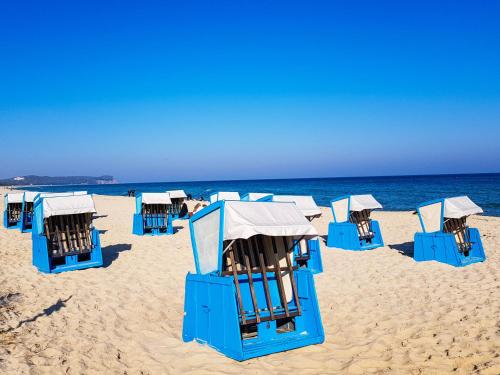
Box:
190, 200, 317, 275
209, 191, 241, 203
223, 201, 318, 240
37, 191, 88, 201
272, 195, 322, 218
167, 190, 187, 199
444, 196, 483, 218
331, 194, 382, 223
24, 191, 41, 203
141, 192, 172, 205
43, 194, 96, 218
5, 193, 24, 204
349, 195, 383, 211
417, 196, 483, 233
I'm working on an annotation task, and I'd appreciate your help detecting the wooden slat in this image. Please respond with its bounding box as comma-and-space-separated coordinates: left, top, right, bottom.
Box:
221, 265, 298, 276
282, 237, 302, 315
238, 240, 260, 323
244, 310, 300, 326
250, 238, 274, 320
268, 236, 290, 317
54, 222, 64, 256
228, 247, 247, 325
74, 215, 84, 251
64, 216, 73, 251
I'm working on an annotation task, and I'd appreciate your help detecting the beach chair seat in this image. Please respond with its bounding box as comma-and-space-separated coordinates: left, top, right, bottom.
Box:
183, 200, 324, 361
132, 193, 173, 235
3, 193, 24, 230
31, 192, 103, 273
414, 196, 485, 267
327, 194, 384, 250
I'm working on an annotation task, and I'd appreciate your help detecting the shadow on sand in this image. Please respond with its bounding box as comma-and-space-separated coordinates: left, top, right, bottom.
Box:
389, 242, 414, 257
102, 243, 132, 267
1, 296, 73, 333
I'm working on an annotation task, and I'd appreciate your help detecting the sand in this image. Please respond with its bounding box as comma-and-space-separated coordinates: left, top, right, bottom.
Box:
1, 188, 499, 374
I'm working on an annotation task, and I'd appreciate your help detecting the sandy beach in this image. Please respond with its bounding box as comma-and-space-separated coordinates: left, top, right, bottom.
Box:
1, 188, 499, 375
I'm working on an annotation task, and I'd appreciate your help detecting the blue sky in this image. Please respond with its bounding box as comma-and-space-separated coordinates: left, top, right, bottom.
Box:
1, 1, 499, 182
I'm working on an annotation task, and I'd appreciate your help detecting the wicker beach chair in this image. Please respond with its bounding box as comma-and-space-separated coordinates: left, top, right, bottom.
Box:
183, 200, 324, 360
31, 192, 103, 273
327, 194, 384, 250
414, 196, 486, 267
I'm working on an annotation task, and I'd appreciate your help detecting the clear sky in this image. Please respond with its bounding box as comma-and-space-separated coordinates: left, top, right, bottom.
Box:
1, 1, 499, 182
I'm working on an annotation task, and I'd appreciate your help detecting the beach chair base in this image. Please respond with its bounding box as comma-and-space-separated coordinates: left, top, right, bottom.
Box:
32, 229, 103, 273
132, 213, 174, 236
3, 211, 21, 230
294, 238, 323, 274
20, 213, 33, 233
414, 228, 486, 267
326, 221, 383, 250
182, 270, 324, 361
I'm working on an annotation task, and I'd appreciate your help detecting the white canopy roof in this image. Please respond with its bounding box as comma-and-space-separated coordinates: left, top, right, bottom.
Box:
166, 190, 187, 199
38, 191, 88, 199
6, 193, 24, 203
223, 201, 318, 240
142, 192, 172, 205
43, 194, 96, 218
444, 196, 483, 218
331, 194, 382, 223
24, 191, 41, 203
349, 195, 383, 211
245, 192, 273, 201
272, 195, 322, 218
209, 191, 241, 203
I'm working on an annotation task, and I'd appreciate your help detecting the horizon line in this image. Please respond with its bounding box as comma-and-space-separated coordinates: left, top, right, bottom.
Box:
10, 171, 500, 188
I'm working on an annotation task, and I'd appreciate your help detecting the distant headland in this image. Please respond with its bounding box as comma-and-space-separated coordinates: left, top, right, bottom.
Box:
0, 175, 117, 186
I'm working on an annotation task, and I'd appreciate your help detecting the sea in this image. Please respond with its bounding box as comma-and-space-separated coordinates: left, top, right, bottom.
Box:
18, 173, 500, 216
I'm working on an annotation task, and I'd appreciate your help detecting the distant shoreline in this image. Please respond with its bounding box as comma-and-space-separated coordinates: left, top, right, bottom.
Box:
7, 171, 500, 188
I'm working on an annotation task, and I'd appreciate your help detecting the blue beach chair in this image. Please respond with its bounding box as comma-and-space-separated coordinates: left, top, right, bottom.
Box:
414, 196, 486, 267
209, 191, 241, 204
32, 192, 103, 273
19, 191, 41, 233
3, 193, 24, 230
270, 195, 324, 274
132, 192, 173, 236
326, 194, 384, 250
183, 200, 324, 361
166, 190, 189, 219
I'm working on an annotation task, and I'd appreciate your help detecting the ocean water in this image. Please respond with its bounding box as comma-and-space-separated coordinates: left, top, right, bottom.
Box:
19, 173, 500, 216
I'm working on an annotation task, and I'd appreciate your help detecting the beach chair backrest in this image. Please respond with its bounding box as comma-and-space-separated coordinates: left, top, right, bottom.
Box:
38, 194, 97, 257
190, 200, 317, 327
222, 235, 300, 326
5, 193, 24, 224
166, 190, 187, 215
